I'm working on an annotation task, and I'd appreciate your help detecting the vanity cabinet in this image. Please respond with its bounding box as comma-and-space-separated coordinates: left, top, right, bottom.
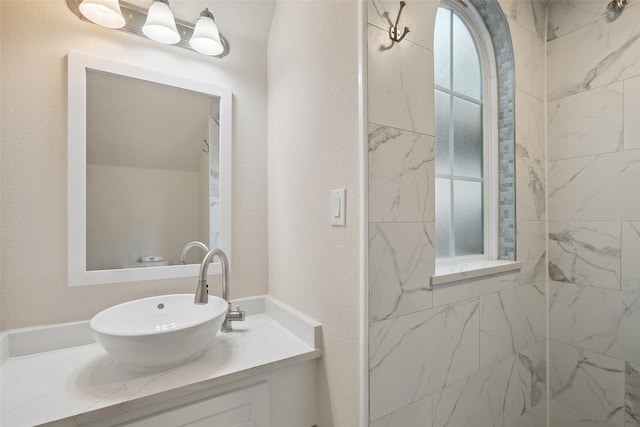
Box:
124, 383, 269, 427
81, 359, 317, 427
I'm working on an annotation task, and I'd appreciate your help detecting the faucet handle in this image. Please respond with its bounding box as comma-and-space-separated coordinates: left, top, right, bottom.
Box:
227, 305, 246, 322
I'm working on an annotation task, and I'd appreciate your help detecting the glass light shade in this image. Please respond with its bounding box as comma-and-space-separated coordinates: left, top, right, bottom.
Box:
142, 0, 180, 45
189, 12, 223, 56
79, 0, 126, 29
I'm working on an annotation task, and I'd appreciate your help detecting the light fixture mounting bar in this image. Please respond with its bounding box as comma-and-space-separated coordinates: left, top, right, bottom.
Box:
66, 0, 229, 57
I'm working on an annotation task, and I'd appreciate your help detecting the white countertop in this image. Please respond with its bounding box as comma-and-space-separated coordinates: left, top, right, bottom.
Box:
0, 296, 322, 427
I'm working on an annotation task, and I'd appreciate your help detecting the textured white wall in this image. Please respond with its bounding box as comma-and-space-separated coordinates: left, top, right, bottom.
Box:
0, 0, 268, 328
0, 1, 3, 332
267, 1, 361, 426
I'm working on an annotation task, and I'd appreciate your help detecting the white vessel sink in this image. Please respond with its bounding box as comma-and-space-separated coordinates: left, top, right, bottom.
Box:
90, 294, 228, 370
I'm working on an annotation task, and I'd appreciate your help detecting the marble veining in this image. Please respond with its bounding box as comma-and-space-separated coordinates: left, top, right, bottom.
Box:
548, 221, 621, 290
367, 25, 435, 136
369, 299, 479, 420
433, 341, 546, 427
368, 123, 435, 222
516, 89, 546, 163
505, 341, 547, 419
549, 281, 640, 365
516, 145, 546, 221
480, 283, 546, 369
622, 222, 640, 294
627, 362, 640, 426
547, 82, 623, 161
506, 342, 548, 422
507, 401, 548, 427
547, 0, 611, 41
432, 358, 513, 427
364, 1, 546, 424
547, 4, 640, 100
515, 88, 546, 222
370, 395, 432, 427
369, 222, 434, 321
549, 341, 625, 426
550, 400, 618, 427
517, 221, 547, 284
546, 4, 640, 425
548, 149, 640, 221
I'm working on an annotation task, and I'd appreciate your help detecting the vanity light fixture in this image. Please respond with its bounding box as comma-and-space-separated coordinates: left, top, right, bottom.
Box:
78, 0, 126, 29
142, 0, 180, 45
67, 0, 229, 58
189, 8, 223, 56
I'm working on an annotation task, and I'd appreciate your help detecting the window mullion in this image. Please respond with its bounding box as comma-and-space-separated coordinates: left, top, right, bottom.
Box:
450, 178, 455, 258
435, 173, 483, 183
448, 10, 455, 258
434, 84, 483, 106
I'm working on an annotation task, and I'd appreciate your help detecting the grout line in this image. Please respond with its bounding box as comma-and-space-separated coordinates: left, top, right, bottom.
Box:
360, 0, 370, 424
621, 221, 623, 292
544, 3, 551, 427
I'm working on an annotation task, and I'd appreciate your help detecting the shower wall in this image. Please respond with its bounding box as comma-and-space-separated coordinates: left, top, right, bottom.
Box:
366, 0, 547, 425
546, 1, 640, 426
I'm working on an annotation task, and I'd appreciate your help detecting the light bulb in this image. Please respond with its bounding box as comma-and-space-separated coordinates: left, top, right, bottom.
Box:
189, 9, 224, 56
142, 0, 180, 45
79, 0, 126, 29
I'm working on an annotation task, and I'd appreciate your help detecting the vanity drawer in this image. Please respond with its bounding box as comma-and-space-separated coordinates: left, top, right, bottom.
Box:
124, 383, 269, 427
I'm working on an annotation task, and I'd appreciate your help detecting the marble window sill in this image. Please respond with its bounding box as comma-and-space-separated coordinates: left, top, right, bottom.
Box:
431, 260, 522, 286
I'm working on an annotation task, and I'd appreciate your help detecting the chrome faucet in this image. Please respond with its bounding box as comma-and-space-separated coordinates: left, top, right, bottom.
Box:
195, 248, 245, 332
179, 241, 209, 265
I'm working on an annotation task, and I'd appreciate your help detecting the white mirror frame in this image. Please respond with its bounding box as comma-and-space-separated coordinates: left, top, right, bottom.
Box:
68, 51, 232, 286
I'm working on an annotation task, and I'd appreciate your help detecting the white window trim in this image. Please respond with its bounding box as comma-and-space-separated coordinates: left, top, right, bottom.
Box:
434, 0, 501, 270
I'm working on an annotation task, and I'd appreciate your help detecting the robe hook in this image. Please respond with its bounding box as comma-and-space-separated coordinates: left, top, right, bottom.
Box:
609, 0, 628, 12
389, 1, 410, 43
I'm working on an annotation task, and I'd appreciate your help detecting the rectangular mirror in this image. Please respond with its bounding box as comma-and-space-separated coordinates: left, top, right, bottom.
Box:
68, 51, 232, 286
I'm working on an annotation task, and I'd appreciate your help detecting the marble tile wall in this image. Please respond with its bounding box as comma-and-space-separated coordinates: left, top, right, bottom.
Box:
547, 83, 623, 160
367, 0, 547, 425
547, 1, 640, 101
547, 2, 640, 425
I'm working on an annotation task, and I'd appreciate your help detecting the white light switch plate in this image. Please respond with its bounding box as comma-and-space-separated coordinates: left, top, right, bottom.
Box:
331, 189, 346, 226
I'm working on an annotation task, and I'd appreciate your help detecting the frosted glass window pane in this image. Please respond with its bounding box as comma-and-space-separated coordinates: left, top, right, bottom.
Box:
434, 8, 451, 89
435, 90, 450, 174
453, 98, 482, 178
436, 178, 451, 258
454, 180, 483, 256
453, 14, 481, 100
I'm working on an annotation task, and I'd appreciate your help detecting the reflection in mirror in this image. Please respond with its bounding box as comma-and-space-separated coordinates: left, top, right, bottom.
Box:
85, 70, 220, 270
68, 51, 231, 286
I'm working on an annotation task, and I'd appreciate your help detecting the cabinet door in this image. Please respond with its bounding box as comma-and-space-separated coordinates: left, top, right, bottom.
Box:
124, 383, 269, 427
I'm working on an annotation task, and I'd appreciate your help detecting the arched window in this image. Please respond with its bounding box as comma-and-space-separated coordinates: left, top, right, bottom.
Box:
434, 0, 499, 262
